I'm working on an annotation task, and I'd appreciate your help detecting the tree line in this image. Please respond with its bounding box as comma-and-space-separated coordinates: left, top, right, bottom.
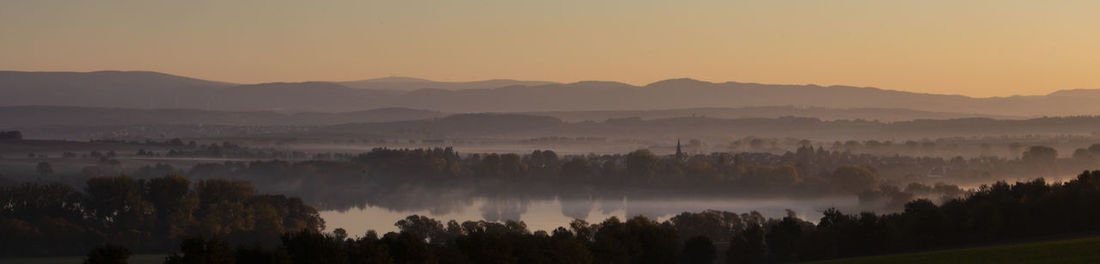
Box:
176, 145, 1078, 191
125, 145, 1077, 211
0, 175, 323, 257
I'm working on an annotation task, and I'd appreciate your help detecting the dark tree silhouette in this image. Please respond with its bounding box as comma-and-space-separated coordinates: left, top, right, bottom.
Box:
681, 236, 717, 264
726, 223, 765, 264
164, 236, 235, 264
83, 243, 131, 264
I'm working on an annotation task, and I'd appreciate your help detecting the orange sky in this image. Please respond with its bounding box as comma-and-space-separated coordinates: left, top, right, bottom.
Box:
1, 0, 1098, 97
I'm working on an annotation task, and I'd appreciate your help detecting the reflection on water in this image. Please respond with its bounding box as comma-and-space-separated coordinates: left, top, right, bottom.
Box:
322, 196, 858, 236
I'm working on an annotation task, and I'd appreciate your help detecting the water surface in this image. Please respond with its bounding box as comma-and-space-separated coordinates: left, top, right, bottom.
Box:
321, 196, 858, 236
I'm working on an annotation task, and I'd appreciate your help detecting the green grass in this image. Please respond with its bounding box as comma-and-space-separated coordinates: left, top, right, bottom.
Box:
0, 254, 166, 264
809, 236, 1100, 264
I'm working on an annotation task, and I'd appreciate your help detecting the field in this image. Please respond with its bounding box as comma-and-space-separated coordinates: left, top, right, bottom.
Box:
810, 236, 1100, 264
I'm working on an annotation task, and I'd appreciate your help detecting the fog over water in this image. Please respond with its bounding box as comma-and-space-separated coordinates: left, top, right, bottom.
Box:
321, 196, 859, 236
283, 143, 655, 156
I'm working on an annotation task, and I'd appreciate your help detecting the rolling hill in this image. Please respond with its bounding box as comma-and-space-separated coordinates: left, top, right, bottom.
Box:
339, 76, 557, 91
3, 71, 1100, 117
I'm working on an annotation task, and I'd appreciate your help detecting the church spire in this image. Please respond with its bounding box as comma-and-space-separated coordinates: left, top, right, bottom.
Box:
676, 139, 684, 159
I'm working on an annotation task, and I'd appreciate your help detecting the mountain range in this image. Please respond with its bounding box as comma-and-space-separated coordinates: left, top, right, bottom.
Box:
338, 76, 557, 91
2, 70, 1099, 117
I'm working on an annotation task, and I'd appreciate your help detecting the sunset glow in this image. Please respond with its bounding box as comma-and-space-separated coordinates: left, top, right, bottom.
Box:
3, 0, 1098, 97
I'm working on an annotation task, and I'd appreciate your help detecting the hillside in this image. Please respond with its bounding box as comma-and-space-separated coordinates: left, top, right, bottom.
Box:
0, 71, 234, 109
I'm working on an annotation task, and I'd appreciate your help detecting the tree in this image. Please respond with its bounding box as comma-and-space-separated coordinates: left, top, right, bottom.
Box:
1089, 143, 1100, 156
592, 216, 678, 264
381, 231, 435, 264
164, 236, 235, 264
279, 230, 350, 264
498, 153, 529, 180
195, 179, 254, 205
669, 210, 741, 245
83, 244, 131, 264
626, 149, 660, 183
146, 175, 197, 238
345, 231, 392, 264
681, 236, 716, 264
0, 175, 323, 258
85, 176, 155, 232
766, 214, 806, 262
1022, 146, 1057, 163
1022, 145, 1058, 176
900, 199, 946, 249
395, 215, 444, 242
829, 166, 879, 193
1073, 148, 1093, 160
561, 157, 593, 182
726, 223, 765, 264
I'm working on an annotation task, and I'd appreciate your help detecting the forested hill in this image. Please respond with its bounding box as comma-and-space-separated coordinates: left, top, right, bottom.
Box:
6, 71, 1100, 116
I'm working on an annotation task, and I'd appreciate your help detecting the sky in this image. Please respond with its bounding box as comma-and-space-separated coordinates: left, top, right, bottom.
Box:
1, 0, 1098, 97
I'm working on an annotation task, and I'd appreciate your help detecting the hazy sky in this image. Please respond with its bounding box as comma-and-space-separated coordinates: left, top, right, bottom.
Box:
2, 0, 1097, 97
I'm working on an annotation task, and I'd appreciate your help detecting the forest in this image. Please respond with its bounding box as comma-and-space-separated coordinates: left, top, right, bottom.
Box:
0, 175, 323, 257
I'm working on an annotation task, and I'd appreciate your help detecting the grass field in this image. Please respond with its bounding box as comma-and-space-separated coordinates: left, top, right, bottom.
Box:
0, 254, 166, 264
809, 236, 1100, 264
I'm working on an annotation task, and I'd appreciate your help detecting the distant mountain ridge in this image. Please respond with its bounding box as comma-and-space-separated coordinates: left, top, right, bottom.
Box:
1, 70, 1099, 116
340, 76, 557, 91
529, 106, 1020, 123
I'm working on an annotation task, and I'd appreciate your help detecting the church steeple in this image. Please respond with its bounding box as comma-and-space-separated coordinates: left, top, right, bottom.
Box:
676, 139, 684, 159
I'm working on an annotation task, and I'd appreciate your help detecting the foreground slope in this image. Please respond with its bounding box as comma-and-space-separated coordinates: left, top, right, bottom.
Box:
810, 236, 1100, 264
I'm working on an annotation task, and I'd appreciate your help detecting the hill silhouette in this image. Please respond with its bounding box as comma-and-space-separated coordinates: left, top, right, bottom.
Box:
3, 71, 1100, 116
340, 76, 557, 91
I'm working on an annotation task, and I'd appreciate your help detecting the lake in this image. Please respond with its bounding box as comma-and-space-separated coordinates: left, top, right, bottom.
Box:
321, 196, 859, 236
